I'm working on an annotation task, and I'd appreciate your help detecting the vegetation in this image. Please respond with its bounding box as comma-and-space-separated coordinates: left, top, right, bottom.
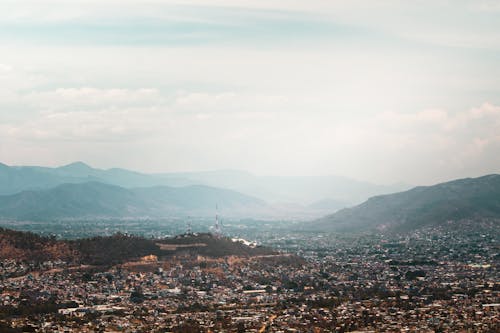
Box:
0, 227, 74, 262
70, 233, 162, 265
158, 233, 275, 257
0, 228, 275, 266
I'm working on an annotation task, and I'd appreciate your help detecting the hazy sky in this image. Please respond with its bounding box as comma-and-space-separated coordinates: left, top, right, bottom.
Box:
1, 0, 500, 184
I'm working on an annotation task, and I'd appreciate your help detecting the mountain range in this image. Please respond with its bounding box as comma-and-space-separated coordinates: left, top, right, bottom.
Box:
0, 162, 408, 207
310, 174, 500, 232
0, 162, 499, 231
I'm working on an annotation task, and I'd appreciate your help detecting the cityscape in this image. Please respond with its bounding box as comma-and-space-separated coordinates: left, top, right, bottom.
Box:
0, 218, 498, 332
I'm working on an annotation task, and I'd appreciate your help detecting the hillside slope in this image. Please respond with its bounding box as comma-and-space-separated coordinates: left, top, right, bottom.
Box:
311, 174, 500, 232
0, 228, 275, 265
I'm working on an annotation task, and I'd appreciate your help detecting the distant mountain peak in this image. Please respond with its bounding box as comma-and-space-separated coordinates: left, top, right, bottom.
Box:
58, 161, 93, 171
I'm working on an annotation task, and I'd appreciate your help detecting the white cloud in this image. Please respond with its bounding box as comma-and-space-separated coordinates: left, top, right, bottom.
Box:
2, 0, 499, 50
1, 108, 164, 142
327, 103, 500, 183
174, 91, 288, 114
0, 64, 13, 73
25, 87, 163, 112
2, 92, 499, 184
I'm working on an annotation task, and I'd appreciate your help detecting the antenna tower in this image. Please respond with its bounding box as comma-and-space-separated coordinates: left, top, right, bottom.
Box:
214, 204, 222, 237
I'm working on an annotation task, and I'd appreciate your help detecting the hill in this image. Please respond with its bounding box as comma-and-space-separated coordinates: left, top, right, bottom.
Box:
0, 228, 275, 265
310, 174, 500, 232
0, 182, 269, 220
157, 233, 273, 257
0, 227, 75, 262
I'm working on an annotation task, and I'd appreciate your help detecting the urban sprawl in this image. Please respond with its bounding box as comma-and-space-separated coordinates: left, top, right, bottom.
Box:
0, 221, 498, 332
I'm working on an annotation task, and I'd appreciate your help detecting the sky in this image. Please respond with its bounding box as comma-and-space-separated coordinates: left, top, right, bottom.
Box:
0, 0, 500, 185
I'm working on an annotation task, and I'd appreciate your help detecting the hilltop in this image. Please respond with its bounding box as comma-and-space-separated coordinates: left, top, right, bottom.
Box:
0, 227, 75, 262
310, 174, 500, 232
157, 233, 273, 258
0, 228, 275, 266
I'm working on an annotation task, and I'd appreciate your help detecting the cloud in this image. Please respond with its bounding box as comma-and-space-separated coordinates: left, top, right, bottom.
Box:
0, 1, 342, 47
330, 103, 500, 183
174, 91, 288, 115
2, 88, 499, 183
0, 108, 166, 142
2, 1, 499, 50
0, 63, 12, 72
378, 103, 500, 134
25, 87, 163, 112
0, 88, 288, 143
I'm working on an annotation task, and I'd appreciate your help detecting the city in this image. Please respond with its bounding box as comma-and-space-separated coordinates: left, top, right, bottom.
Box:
0, 219, 498, 332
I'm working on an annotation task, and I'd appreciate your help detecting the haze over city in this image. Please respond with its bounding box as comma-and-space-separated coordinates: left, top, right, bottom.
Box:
1, 0, 500, 185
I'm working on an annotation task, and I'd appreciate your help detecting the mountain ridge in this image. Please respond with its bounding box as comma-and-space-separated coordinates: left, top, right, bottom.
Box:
0, 181, 269, 220
310, 174, 500, 232
0, 162, 409, 207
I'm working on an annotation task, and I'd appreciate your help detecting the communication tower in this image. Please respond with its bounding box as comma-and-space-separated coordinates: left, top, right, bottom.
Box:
214, 204, 222, 238
186, 217, 192, 235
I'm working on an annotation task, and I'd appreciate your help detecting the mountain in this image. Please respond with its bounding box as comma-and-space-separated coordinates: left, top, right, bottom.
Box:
307, 198, 349, 211
0, 162, 180, 195
0, 163, 77, 195
0, 162, 409, 210
310, 174, 500, 232
0, 182, 269, 220
156, 170, 409, 205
